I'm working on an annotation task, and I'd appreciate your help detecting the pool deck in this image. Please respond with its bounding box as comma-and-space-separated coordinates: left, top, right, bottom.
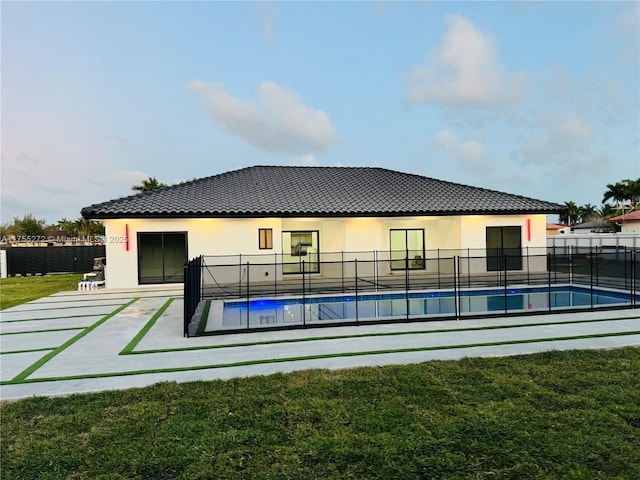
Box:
1, 287, 639, 401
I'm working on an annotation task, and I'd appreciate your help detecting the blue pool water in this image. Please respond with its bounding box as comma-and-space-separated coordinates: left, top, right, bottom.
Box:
218, 286, 636, 331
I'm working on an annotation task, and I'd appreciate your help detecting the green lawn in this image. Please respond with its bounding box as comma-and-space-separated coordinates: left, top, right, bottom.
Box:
0, 274, 83, 310
2, 347, 639, 479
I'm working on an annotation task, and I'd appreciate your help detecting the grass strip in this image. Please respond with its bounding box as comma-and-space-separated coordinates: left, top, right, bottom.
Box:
0, 314, 104, 324
2, 303, 131, 313
119, 298, 175, 354
18, 296, 147, 305
195, 300, 211, 336
1, 348, 56, 355
3, 330, 638, 385
10, 298, 139, 383
126, 315, 640, 355
0, 347, 57, 355
0, 327, 85, 336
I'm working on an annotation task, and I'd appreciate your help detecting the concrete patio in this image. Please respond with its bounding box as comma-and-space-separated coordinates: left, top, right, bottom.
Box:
1, 287, 638, 401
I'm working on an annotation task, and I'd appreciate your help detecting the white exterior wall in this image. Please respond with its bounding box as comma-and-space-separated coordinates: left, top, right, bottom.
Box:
103, 213, 544, 288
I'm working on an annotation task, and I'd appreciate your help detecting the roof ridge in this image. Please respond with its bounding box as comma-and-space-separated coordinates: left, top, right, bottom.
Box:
81, 165, 564, 219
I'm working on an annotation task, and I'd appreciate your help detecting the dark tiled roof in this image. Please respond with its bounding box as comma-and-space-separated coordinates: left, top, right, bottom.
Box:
81, 166, 564, 219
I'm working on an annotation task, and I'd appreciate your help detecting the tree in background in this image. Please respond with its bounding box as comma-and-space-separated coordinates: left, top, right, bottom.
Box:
623, 178, 640, 210
559, 201, 579, 226
602, 179, 639, 213
132, 177, 167, 193
578, 203, 598, 224
598, 203, 617, 218
12, 214, 46, 236
55, 217, 77, 234
73, 217, 104, 236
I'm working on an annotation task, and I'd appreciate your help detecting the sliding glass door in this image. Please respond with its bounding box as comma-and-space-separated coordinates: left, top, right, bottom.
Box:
138, 232, 187, 284
486, 226, 522, 271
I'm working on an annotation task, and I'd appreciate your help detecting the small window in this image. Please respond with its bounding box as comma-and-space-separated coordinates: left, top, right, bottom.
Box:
259, 228, 273, 249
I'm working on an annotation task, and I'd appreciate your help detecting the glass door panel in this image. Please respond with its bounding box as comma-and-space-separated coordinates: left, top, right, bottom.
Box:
139, 233, 164, 284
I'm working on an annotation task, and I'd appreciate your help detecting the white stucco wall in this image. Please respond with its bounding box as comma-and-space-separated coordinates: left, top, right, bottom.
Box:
102, 213, 547, 288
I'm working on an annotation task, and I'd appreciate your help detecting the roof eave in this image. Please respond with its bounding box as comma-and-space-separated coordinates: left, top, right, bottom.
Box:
82, 208, 563, 220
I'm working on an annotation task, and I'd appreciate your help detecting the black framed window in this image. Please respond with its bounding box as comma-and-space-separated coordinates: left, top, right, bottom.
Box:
282, 230, 319, 274
486, 226, 522, 271
259, 228, 273, 249
390, 228, 425, 270
138, 232, 187, 284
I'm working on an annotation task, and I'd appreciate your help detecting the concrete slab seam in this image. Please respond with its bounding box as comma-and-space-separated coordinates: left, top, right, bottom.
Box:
3, 303, 134, 313
120, 298, 175, 355
129, 315, 640, 355
0, 327, 85, 336
1, 314, 113, 324
9, 298, 140, 383
2, 331, 638, 386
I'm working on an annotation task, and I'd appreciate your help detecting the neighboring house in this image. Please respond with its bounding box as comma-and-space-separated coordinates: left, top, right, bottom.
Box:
81, 166, 563, 289
546, 223, 569, 236
609, 211, 640, 233
572, 219, 613, 233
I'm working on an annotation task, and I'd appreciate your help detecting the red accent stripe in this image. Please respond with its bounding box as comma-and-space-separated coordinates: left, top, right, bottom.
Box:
527, 219, 531, 242
125, 224, 129, 251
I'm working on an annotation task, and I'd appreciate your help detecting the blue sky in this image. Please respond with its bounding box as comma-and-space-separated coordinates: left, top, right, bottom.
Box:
1, 1, 638, 224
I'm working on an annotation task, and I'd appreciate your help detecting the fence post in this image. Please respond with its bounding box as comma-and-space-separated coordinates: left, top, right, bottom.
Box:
246, 261, 250, 331
569, 245, 573, 284
238, 254, 243, 298
504, 254, 508, 316
302, 260, 306, 326
355, 259, 359, 325
341, 251, 345, 293
632, 250, 636, 309
467, 248, 471, 288
183, 260, 189, 337
548, 254, 552, 312
437, 248, 441, 289
526, 246, 530, 285
589, 252, 594, 310
374, 250, 378, 293
624, 246, 628, 291
454, 256, 459, 320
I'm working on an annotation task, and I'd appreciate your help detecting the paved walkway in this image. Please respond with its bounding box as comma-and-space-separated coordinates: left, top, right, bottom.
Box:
1, 287, 638, 401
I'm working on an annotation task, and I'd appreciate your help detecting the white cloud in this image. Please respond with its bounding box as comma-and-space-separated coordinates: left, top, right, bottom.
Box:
188, 81, 339, 154
255, 3, 279, 43
435, 130, 488, 170
515, 110, 611, 178
296, 154, 317, 166
408, 15, 528, 107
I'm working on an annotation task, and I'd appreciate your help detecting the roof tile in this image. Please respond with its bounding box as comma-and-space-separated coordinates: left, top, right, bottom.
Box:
81, 166, 563, 218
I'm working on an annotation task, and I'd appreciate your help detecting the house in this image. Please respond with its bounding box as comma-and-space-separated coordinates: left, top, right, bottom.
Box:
571, 219, 613, 233
546, 223, 570, 236
81, 166, 563, 289
609, 211, 640, 233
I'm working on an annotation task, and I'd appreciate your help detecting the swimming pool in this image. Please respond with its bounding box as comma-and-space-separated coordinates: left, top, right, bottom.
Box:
205, 285, 637, 333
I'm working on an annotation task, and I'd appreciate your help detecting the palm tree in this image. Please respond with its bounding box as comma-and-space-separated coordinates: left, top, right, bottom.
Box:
559, 201, 579, 226
578, 203, 597, 223
132, 177, 167, 193
598, 203, 617, 218
602, 181, 629, 213
56, 217, 76, 233
622, 178, 640, 211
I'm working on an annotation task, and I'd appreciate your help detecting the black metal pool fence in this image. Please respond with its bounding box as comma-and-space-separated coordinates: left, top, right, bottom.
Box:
184, 247, 639, 336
